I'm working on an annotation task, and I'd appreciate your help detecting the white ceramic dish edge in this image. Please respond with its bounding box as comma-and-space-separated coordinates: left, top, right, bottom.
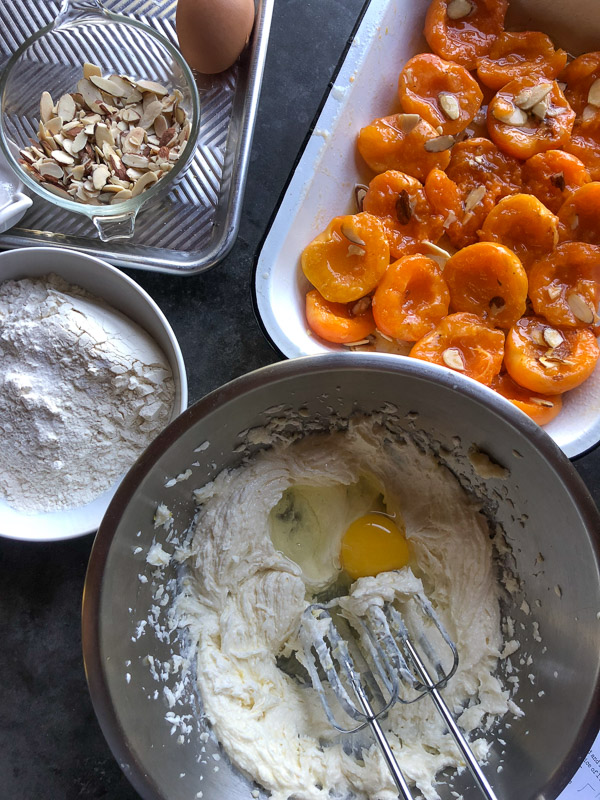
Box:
0, 247, 188, 541
254, 0, 600, 460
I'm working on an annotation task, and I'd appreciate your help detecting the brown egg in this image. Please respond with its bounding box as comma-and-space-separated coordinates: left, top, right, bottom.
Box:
176, 0, 255, 75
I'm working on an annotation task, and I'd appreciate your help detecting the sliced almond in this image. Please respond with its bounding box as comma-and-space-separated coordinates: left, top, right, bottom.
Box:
424, 134, 455, 152
70, 163, 85, 181
110, 188, 133, 203
89, 74, 128, 97
56, 93, 76, 123
530, 95, 550, 121
398, 113, 421, 134
446, 0, 473, 19
422, 240, 452, 261
567, 292, 595, 323
530, 397, 554, 408
95, 123, 114, 150
131, 170, 158, 197
587, 77, 600, 108
539, 356, 561, 369
139, 100, 163, 129
92, 163, 110, 190
351, 297, 371, 316
40, 91, 54, 123
51, 149, 74, 165
122, 153, 150, 168
514, 82, 553, 111
120, 107, 141, 123
174, 105, 186, 125
19, 149, 36, 165
530, 327, 546, 346
124, 88, 144, 104
340, 222, 366, 246
108, 74, 136, 96
543, 327, 563, 348
45, 116, 63, 136
38, 160, 64, 179
492, 104, 529, 126
547, 285, 562, 301
42, 182, 72, 200
70, 131, 88, 153
83, 62, 102, 80
101, 183, 126, 193
77, 78, 103, 109
438, 92, 460, 121
347, 244, 366, 257
135, 79, 169, 96
154, 114, 169, 140
464, 185, 486, 212
442, 347, 465, 371
126, 126, 146, 149
582, 103, 599, 122
60, 137, 74, 156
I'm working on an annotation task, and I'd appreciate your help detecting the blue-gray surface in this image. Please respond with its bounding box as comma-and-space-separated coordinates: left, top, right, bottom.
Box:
1, 1, 599, 798
0, 1, 367, 797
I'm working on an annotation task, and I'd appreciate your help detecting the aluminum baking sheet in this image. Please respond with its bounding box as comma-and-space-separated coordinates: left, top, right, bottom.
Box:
0, 0, 273, 274
254, 0, 600, 460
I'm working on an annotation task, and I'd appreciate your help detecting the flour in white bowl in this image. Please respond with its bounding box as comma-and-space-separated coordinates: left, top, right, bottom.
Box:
0, 273, 175, 512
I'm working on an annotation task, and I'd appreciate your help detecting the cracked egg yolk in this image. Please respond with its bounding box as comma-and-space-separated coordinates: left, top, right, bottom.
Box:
340, 512, 410, 580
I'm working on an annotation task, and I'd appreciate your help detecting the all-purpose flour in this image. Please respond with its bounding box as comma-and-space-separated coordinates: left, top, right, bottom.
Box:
0, 274, 176, 512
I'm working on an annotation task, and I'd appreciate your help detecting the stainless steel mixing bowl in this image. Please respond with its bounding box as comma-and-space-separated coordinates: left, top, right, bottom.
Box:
82, 353, 600, 800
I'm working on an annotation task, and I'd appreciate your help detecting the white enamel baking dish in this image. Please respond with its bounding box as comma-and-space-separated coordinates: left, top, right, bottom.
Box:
253, 0, 600, 459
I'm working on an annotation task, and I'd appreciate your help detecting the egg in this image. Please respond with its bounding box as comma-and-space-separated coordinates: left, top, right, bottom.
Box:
340, 512, 411, 580
176, 0, 255, 75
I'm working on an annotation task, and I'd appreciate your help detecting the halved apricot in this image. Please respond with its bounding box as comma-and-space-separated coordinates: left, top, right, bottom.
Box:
424, 0, 508, 70
522, 149, 591, 214
564, 123, 600, 181
423, 167, 464, 245
398, 53, 483, 136
372, 254, 450, 341
476, 31, 567, 91
528, 242, 600, 328
445, 137, 522, 248
301, 213, 390, 303
444, 241, 528, 329
362, 170, 445, 260
505, 315, 600, 395
490, 372, 563, 425
410, 311, 505, 385
560, 51, 600, 123
487, 77, 575, 160
557, 182, 600, 245
357, 114, 452, 182
305, 289, 376, 344
478, 193, 558, 270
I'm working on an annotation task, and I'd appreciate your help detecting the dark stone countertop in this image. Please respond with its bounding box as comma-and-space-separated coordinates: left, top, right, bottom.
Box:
0, 1, 598, 798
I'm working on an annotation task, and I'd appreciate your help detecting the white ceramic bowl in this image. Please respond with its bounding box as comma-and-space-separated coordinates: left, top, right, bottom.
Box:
0, 247, 187, 541
253, 0, 600, 459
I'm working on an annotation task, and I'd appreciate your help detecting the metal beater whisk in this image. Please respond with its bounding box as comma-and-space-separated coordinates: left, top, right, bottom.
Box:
299, 592, 499, 800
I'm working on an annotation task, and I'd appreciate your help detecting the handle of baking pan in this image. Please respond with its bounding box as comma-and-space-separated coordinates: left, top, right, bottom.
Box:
54, 0, 107, 29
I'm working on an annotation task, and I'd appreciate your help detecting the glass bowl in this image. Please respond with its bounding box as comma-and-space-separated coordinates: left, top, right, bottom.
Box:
0, 0, 200, 241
